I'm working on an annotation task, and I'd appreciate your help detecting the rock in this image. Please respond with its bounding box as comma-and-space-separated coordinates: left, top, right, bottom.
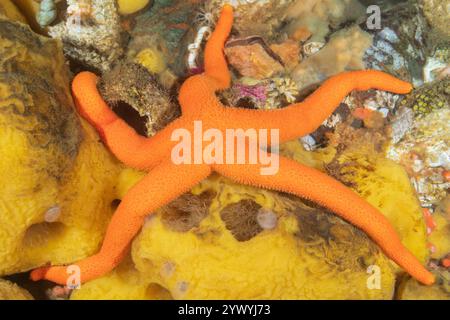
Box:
225, 37, 285, 79
48, 0, 123, 72
270, 39, 301, 70
127, 0, 201, 76
292, 25, 372, 90
205, 0, 297, 39
99, 62, 180, 137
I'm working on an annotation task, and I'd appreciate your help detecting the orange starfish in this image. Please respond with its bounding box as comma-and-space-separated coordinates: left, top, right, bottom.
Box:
31, 5, 435, 286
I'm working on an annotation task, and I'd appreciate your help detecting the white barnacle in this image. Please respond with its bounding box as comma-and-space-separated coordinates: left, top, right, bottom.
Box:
44, 205, 61, 223
187, 26, 211, 71
256, 208, 278, 230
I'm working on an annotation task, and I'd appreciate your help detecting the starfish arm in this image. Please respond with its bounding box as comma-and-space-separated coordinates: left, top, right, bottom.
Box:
213, 155, 435, 285
72, 71, 180, 170
30, 161, 212, 285
204, 4, 233, 90
223, 70, 413, 142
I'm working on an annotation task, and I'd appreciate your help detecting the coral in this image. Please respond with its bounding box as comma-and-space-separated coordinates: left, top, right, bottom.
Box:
0, 279, 33, 300
98, 62, 179, 137
48, 0, 123, 72
117, 0, 152, 16
0, 16, 133, 276
284, 0, 364, 43
292, 26, 372, 90
266, 77, 299, 108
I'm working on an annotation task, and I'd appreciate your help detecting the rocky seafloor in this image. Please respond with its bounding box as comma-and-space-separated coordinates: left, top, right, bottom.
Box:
0, 0, 448, 300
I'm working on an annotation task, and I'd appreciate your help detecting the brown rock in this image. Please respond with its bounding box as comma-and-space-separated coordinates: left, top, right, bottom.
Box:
225, 37, 284, 79
270, 40, 301, 70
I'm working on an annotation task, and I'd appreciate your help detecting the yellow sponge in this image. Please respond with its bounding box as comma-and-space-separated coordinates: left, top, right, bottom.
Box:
117, 0, 151, 15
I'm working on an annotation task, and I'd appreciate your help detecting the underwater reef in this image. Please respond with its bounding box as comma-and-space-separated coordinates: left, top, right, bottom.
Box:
0, 0, 448, 300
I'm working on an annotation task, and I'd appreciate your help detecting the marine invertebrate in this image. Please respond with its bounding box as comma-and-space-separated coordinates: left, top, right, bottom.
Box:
37, 0, 57, 28
0, 15, 131, 276
117, 0, 151, 16
98, 62, 179, 137
398, 77, 449, 116
131, 175, 397, 299
187, 26, 211, 73
266, 77, 299, 108
292, 25, 372, 90
48, 0, 123, 72
135, 47, 167, 75
31, 5, 434, 286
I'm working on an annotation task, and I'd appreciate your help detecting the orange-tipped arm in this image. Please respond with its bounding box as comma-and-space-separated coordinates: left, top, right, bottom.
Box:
204, 4, 233, 90
222, 70, 413, 142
